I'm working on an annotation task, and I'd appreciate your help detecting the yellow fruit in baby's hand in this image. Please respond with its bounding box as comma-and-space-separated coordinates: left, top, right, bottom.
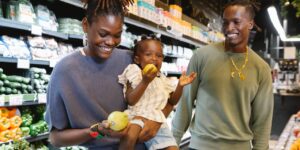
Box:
107, 111, 129, 131
142, 64, 158, 75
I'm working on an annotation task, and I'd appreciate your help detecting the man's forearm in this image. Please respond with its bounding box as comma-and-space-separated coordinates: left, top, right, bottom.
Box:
49, 128, 91, 147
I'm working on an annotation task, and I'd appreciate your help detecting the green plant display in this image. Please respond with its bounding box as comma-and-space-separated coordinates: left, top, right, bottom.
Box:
281, 0, 300, 18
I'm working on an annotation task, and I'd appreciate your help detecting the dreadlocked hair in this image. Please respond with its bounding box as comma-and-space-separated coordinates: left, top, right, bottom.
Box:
81, 0, 134, 24
133, 34, 164, 58
224, 0, 261, 19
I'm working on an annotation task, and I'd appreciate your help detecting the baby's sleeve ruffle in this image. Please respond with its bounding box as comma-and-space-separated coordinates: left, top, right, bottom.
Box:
118, 64, 142, 97
162, 75, 177, 94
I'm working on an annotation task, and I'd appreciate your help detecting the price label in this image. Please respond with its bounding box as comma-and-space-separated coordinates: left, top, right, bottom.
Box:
17, 59, 30, 69
0, 95, 5, 106
31, 25, 42, 36
38, 93, 47, 103
49, 59, 57, 68
9, 95, 23, 105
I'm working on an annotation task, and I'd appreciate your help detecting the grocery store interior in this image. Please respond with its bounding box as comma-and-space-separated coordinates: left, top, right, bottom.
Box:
0, 0, 300, 149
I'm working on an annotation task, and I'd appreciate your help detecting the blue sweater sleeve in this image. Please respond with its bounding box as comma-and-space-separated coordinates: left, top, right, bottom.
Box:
45, 62, 69, 131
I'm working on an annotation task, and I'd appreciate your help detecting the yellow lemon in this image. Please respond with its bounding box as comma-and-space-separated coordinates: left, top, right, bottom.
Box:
107, 111, 129, 131
142, 64, 158, 75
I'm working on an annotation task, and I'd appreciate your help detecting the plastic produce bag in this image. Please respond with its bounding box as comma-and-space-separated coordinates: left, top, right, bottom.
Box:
16, 0, 35, 24
6, 0, 18, 20
35, 5, 51, 30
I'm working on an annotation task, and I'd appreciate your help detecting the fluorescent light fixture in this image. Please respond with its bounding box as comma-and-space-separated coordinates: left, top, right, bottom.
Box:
267, 6, 300, 42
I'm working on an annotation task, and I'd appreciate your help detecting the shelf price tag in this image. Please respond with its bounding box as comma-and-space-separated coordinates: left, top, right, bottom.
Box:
9, 95, 23, 105
0, 95, 5, 106
17, 59, 30, 69
49, 59, 58, 68
31, 25, 42, 36
38, 93, 47, 103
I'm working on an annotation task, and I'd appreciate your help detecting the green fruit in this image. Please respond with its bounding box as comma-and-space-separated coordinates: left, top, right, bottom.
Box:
107, 111, 129, 131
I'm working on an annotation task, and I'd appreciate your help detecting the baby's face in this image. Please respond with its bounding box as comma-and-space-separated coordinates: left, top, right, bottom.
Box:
136, 40, 164, 71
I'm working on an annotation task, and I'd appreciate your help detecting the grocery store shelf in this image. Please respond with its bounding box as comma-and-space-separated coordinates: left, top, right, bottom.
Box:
43, 29, 68, 40
0, 100, 45, 107
0, 132, 49, 144
69, 34, 83, 40
0, 18, 68, 40
0, 18, 31, 31
58, 0, 207, 47
0, 94, 45, 107
124, 14, 207, 47
60, 0, 84, 8
164, 54, 186, 58
0, 57, 50, 66
166, 71, 182, 75
26, 132, 49, 143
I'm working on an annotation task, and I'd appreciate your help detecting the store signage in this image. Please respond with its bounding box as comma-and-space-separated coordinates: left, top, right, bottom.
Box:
284, 47, 296, 59
38, 93, 47, 103
17, 59, 30, 69
0, 95, 5, 106
31, 25, 43, 36
9, 95, 23, 105
49, 59, 57, 68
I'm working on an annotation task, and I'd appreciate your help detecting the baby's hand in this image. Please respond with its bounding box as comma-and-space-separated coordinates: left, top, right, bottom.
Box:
179, 71, 197, 86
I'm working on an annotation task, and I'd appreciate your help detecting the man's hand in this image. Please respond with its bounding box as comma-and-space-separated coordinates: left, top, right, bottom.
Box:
138, 119, 162, 142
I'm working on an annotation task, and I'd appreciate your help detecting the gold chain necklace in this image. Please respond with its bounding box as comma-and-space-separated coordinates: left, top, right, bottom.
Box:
230, 46, 249, 81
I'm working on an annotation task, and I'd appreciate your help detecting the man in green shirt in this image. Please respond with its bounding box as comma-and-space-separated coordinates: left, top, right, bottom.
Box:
171, 1, 273, 150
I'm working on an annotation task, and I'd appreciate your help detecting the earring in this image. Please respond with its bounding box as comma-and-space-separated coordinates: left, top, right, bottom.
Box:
83, 33, 88, 47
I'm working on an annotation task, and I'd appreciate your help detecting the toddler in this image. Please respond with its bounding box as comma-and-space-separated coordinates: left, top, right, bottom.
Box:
118, 35, 196, 150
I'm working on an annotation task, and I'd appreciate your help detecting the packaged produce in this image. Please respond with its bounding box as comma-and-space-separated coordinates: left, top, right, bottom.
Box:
58, 18, 84, 35
0, 1, 3, 18
0, 40, 10, 57
6, 0, 18, 20
15, 0, 35, 24
35, 5, 51, 30
1, 36, 31, 59
49, 10, 59, 32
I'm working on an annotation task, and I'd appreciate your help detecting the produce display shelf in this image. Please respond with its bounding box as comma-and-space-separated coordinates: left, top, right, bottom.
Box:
0, 94, 46, 107
164, 54, 186, 58
26, 132, 49, 143
0, 18, 68, 40
0, 57, 50, 66
274, 115, 297, 150
58, 0, 207, 47
0, 100, 45, 107
0, 132, 49, 145
68, 34, 83, 40
165, 71, 182, 75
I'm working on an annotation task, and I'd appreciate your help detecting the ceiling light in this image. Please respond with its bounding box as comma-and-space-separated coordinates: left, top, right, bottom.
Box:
267, 6, 300, 42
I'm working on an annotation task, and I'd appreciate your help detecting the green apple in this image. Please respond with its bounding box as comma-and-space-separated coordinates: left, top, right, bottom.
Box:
107, 111, 129, 131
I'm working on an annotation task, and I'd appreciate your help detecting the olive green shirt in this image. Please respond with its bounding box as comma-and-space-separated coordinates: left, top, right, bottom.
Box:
172, 42, 273, 150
